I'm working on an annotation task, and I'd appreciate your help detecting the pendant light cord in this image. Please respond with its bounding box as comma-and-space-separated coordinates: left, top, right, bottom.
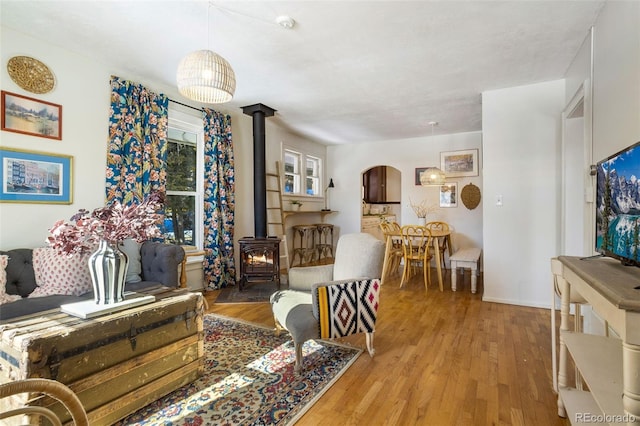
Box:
207, 2, 211, 50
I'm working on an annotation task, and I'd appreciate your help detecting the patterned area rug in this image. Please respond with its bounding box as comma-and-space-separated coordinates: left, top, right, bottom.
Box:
214, 281, 286, 304
115, 314, 361, 425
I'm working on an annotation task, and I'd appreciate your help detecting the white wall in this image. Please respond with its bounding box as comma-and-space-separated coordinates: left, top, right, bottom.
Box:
0, 26, 318, 268
579, 1, 640, 331
482, 80, 565, 308
591, 0, 640, 162
0, 25, 326, 275
564, 29, 592, 108
327, 132, 483, 252
562, 29, 594, 259
0, 27, 111, 248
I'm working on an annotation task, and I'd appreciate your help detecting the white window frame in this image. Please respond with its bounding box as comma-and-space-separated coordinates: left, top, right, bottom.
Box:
283, 150, 302, 195
167, 109, 204, 250
283, 146, 325, 199
305, 155, 321, 197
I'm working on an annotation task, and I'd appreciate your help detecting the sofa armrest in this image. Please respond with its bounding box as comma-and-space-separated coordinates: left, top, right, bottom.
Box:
139, 242, 185, 288
0, 249, 37, 297
288, 264, 334, 292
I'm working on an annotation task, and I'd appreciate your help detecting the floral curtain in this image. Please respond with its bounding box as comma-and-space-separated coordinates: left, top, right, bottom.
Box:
105, 75, 168, 206
203, 109, 235, 289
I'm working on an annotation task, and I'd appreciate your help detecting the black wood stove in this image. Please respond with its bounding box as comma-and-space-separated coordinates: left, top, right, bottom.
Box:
238, 103, 281, 291
238, 236, 280, 291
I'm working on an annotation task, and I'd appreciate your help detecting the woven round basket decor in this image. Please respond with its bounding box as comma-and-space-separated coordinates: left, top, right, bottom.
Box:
461, 183, 481, 210
7, 56, 56, 94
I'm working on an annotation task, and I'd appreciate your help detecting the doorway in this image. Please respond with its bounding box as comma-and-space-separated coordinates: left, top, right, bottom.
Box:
560, 80, 593, 256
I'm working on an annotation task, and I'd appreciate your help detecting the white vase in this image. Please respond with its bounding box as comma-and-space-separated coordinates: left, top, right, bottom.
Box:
417, 217, 426, 226
88, 240, 129, 305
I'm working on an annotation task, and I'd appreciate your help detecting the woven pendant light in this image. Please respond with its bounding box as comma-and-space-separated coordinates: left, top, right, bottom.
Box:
420, 121, 447, 186
420, 167, 446, 186
176, 50, 236, 103
176, 2, 236, 104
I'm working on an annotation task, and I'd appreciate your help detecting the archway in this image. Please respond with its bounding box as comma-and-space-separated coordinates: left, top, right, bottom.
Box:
361, 165, 401, 240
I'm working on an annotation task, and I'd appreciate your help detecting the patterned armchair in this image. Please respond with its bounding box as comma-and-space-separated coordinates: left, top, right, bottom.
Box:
270, 233, 385, 371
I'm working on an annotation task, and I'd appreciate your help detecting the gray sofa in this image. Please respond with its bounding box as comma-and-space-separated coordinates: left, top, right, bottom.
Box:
0, 241, 185, 322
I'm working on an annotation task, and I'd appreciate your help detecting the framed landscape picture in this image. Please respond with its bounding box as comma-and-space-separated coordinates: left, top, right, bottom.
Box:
440, 149, 478, 177
439, 182, 457, 208
1, 91, 62, 140
0, 148, 73, 204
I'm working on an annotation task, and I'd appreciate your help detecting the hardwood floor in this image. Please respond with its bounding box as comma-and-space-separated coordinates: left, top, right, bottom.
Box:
204, 268, 570, 425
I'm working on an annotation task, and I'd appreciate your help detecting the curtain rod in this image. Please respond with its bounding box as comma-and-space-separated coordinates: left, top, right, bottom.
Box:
169, 98, 203, 112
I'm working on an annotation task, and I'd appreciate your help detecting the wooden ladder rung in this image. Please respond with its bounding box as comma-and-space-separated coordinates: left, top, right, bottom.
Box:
266, 160, 289, 275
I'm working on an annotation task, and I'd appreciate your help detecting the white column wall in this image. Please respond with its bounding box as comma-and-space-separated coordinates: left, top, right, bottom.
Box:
482, 80, 565, 308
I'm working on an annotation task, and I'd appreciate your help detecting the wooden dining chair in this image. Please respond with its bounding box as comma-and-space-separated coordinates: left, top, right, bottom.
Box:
380, 221, 403, 277
399, 225, 433, 292
425, 221, 450, 270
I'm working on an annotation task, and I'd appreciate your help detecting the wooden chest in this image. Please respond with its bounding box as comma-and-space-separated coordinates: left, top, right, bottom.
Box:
0, 291, 204, 425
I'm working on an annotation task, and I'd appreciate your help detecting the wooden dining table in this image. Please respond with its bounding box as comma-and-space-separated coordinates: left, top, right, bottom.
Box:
380, 226, 453, 291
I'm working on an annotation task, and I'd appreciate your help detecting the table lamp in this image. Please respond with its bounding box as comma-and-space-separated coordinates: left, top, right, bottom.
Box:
322, 178, 335, 211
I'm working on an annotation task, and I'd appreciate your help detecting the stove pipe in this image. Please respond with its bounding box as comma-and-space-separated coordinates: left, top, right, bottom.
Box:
242, 103, 276, 239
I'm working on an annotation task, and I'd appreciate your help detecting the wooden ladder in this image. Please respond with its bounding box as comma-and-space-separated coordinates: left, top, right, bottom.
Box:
266, 161, 290, 275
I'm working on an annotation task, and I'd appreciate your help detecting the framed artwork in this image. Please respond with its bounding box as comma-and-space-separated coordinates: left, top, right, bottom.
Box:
440, 149, 478, 177
415, 167, 431, 185
439, 182, 457, 208
1, 91, 62, 140
0, 148, 73, 204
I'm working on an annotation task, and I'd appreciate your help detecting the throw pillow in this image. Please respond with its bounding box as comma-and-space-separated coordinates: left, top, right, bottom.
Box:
0, 255, 21, 305
120, 239, 142, 283
30, 247, 93, 297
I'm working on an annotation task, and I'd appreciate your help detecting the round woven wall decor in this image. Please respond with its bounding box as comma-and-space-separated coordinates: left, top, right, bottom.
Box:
7, 56, 56, 94
461, 183, 481, 210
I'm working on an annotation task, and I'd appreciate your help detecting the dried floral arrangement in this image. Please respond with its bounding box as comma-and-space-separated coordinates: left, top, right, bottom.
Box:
409, 197, 438, 218
47, 192, 164, 255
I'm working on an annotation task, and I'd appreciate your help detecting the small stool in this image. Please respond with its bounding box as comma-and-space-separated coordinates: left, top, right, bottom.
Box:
314, 223, 334, 261
450, 248, 482, 293
292, 225, 317, 266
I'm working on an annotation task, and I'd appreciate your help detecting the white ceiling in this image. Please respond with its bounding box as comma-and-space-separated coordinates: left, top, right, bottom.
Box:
1, 0, 605, 145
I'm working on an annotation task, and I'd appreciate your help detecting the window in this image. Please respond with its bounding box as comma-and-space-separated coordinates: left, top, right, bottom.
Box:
283, 150, 301, 194
283, 148, 323, 197
165, 111, 204, 248
306, 155, 321, 196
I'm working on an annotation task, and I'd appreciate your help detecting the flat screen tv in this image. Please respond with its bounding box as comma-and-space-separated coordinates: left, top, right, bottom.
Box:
595, 140, 640, 266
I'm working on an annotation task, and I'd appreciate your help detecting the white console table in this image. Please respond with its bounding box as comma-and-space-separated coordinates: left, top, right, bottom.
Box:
551, 256, 640, 425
